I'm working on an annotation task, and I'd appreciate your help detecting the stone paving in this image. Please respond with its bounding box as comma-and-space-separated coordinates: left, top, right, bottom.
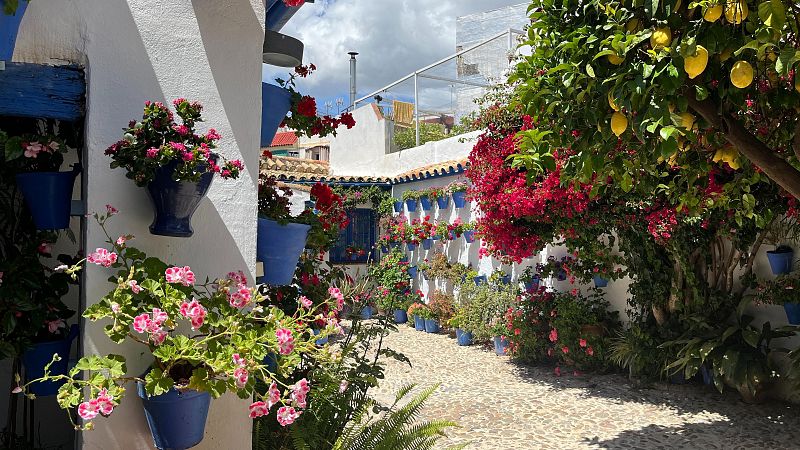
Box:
371, 323, 800, 450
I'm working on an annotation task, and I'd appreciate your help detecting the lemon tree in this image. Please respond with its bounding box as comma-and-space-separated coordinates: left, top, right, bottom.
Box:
510, 0, 800, 206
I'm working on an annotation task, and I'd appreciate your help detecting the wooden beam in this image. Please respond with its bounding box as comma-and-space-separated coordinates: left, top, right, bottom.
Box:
0, 63, 85, 122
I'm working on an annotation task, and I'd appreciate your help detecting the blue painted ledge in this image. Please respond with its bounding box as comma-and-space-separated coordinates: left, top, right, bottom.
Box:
0, 63, 85, 121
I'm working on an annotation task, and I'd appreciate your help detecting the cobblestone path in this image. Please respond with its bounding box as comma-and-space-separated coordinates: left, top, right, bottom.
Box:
371, 324, 800, 449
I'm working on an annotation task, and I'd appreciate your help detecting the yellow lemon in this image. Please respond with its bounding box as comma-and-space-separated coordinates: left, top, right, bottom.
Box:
650, 27, 672, 50
625, 18, 641, 32
607, 54, 625, 65
703, 2, 722, 21
611, 112, 628, 137
724, 0, 748, 24
730, 60, 754, 88
684, 45, 709, 79
608, 91, 620, 111
680, 112, 697, 130
713, 146, 740, 170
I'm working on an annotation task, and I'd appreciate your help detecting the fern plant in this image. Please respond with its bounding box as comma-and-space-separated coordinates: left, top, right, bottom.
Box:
332, 384, 466, 450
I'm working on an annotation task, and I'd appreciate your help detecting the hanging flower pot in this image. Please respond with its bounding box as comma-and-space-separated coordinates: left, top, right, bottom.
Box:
767, 246, 793, 275
393, 200, 403, 213
557, 269, 567, 281
422, 239, 433, 250
464, 230, 475, 243
493, 336, 508, 355
473, 275, 487, 286
393, 309, 408, 324
147, 160, 215, 237
21, 325, 79, 397
407, 266, 418, 278
261, 83, 293, 147
360, 305, 374, 320
524, 276, 540, 292
448, 231, 457, 240
256, 218, 311, 285
452, 191, 467, 208
593, 275, 609, 288
414, 315, 425, 331
436, 195, 449, 209
500, 275, 511, 285
16, 165, 80, 231
455, 328, 473, 346
784, 303, 800, 325
137, 382, 211, 450
432, 234, 441, 241
419, 195, 432, 211
0, 0, 28, 61
407, 242, 417, 252
405, 199, 417, 212
424, 318, 439, 333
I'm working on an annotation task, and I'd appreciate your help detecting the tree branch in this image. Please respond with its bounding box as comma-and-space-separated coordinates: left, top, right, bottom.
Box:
794, 119, 800, 162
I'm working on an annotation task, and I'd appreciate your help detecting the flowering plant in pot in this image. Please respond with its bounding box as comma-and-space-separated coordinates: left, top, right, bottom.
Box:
407, 302, 428, 331
763, 216, 799, 275
429, 186, 449, 209
428, 290, 455, 331
401, 190, 421, 212
433, 221, 449, 241
16, 210, 339, 448
447, 181, 468, 208
105, 99, 243, 237
753, 272, 800, 325
2, 131, 79, 230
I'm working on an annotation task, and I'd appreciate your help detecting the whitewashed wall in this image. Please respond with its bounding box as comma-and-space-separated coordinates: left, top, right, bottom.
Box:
13, 0, 265, 448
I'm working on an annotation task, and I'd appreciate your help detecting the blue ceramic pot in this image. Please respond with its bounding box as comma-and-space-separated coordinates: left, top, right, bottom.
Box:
146, 160, 214, 237
405, 199, 417, 212
304, 200, 315, 210
474, 275, 487, 286
493, 336, 508, 356
436, 195, 449, 209
312, 328, 328, 346
389, 242, 401, 250
393, 200, 403, 213
407, 242, 416, 252
423, 239, 433, 250
767, 248, 793, 275
263, 353, 278, 374
557, 270, 567, 281
381, 246, 389, 254
456, 329, 473, 346
394, 309, 408, 324
138, 382, 211, 450
452, 191, 467, 208
464, 230, 475, 243
524, 277, 541, 292
16, 167, 80, 230
432, 234, 441, 241
593, 275, 609, 288
784, 303, 800, 325
408, 266, 418, 278
500, 275, 511, 285
361, 305, 373, 320
424, 318, 439, 333
256, 218, 311, 285
420, 196, 432, 211
448, 231, 457, 240
414, 315, 425, 331
261, 83, 292, 147
0, 0, 27, 61
21, 325, 78, 396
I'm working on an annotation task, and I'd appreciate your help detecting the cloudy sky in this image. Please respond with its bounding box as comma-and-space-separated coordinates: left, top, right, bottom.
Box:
263, 0, 526, 114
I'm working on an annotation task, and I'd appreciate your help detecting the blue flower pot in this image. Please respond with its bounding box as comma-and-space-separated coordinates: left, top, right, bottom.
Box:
423, 239, 433, 250
261, 83, 292, 147
767, 248, 793, 275
452, 191, 467, 208
464, 230, 475, 243
405, 199, 417, 212
557, 270, 567, 281
493, 336, 508, 356
304, 200, 315, 210
500, 275, 511, 285
312, 328, 328, 346
407, 242, 416, 252
262, 353, 278, 374
146, 159, 214, 237
700, 364, 714, 386
424, 318, 439, 333
15, 167, 80, 230
0, 0, 27, 61
420, 196, 432, 211
21, 325, 78, 396
436, 195, 449, 209
524, 277, 541, 291
361, 305, 373, 320
432, 234, 442, 241
784, 303, 800, 325
408, 266, 418, 278
394, 309, 408, 324
393, 201, 403, 213
593, 275, 609, 288
256, 218, 311, 285
137, 382, 211, 450
456, 329, 473, 346
448, 231, 457, 240
474, 275, 487, 286
414, 315, 425, 331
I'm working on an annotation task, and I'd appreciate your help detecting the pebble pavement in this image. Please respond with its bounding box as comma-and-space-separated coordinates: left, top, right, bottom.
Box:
370, 323, 800, 450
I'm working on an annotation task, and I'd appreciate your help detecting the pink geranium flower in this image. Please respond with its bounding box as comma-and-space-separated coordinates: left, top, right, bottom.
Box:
267, 381, 281, 409
579, 338, 587, 348
128, 280, 142, 294
179, 299, 207, 329
548, 328, 558, 343
276, 406, 301, 426
299, 296, 313, 309
249, 401, 269, 419
87, 248, 118, 267
165, 266, 195, 286
276, 328, 294, 355
234, 367, 249, 388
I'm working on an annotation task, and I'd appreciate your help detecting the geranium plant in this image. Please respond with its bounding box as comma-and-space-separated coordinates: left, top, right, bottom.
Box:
15, 208, 342, 429
276, 65, 355, 139
446, 181, 468, 193
104, 99, 243, 186
2, 132, 69, 172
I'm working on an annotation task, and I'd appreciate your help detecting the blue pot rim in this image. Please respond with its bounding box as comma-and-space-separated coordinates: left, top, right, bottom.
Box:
258, 217, 312, 233
262, 82, 292, 99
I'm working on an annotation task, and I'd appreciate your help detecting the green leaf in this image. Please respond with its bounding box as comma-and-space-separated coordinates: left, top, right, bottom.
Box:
758, 0, 785, 30
4, 136, 23, 161
144, 369, 174, 396
621, 173, 633, 193
586, 63, 596, 78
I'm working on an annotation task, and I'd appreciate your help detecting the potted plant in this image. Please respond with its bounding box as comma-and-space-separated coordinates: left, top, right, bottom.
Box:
448, 181, 468, 209
0, 0, 28, 61
16, 210, 335, 448
430, 186, 449, 209
490, 318, 508, 355
419, 189, 433, 211
392, 198, 404, 213
407, 302, 427, 331
764, 216, 798, 275
520, 267, 541, 291
418, 260, 430, 280
428, 290, 454, 334
2, 132, 79, 230
418, 305, 439, 334
402, 190, 420, 212
449, 312, 473, 346
490, 269, 511, 285
407, 265, 418, 279
105, 99, 243, 237
462, 222, 476, 243
433, 221, 449, 241
754, 272, 800, 325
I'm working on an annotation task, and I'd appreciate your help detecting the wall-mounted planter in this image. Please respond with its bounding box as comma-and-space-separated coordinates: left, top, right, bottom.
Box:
473, 275, 487, 286
436, 195, 449, 209
556, 269, 567, 281
424, 318, 439, 333
422, 239, 433, 250
393, 309, 408, 324
22, 324, 78, 396
137, 382, 211, 450
463, 230, 475, 243
256, 218, 311, 285
499, 275, 511, 285
456, 328, 473, 346
407, 266, 418, 278
407, 242, 416, 252
16, 165, 80, 230
393, 200, 403, 213
448, 231, 457, 240
360, 305, 374, 320
413, 315, 425, 331
419, 195, 432, 211
261, 83, 292, 147
389, 242, 401, 250
593, 276, 609, 288
452, 191, 467, 208
0, 0, 28, 61
784, 303, 800, 325
405, 199, 417, 212
493, 336, 508, 355
524, 276, 540, 292
147, 160, 214, 237
767, 247, 793, 275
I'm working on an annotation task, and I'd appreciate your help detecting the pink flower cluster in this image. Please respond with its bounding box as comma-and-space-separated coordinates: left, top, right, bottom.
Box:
23, 140, 60, 158
165, 266, 195, 286
299, 296, 313, 309
77, 388, 115, 420
179, 299, 207, 329
249, 381, 281, 418
232, 354, 249, 389
328, 287, 344, 312
276, 328, 294, 355
87, 248, 118, 267
224, 271, 252, 308
133, 308, 169, 345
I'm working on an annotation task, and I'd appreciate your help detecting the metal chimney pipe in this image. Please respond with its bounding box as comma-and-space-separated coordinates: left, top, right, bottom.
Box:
348, 51, 358, 109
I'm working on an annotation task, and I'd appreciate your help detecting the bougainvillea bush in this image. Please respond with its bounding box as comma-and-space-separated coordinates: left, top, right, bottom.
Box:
17, 208, 341, 429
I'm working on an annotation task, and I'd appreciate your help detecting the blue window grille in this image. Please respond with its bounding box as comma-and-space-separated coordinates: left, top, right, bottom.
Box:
329, 208, 376, 263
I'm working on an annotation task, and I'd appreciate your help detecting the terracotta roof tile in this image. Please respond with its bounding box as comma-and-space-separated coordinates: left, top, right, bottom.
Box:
260, 156, 390, 184
391, 158, 469, 183
269, 131, 298, 147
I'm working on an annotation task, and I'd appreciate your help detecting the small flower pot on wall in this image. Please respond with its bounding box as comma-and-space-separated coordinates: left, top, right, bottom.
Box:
393, 200, 403, 213
557, 270, 567, 281
424, 318, 439, 333
405, 199, 417, 212
407, 266, 418, 278
361, 305, 374, 320
436, 195, 449, 209
524, 276, 540, 292
147, 160, 214, 237
422, 239, 433, 250
593, 275, 609, 288
767, 246, 793, 275
407, 242, 417, 252
448, 231, 457, 240
452, 191, 467, 208
261, 83, 292, 147
420, 196, 432, 211
256, 218, 311, 285
137, 382, 211, 450
473, 275, 487, 286
493, 336, 508, 356
784, 303, 800, 325
456, 328, 473, 346
500, 275, 511, 285
394, 309, 408, 324
22, 325, 79, 396
0, 0, 28, 61
464, 230, 475, 243
389, 242, 401, 250
413, 315, 425, 331
16, 166, 80, 231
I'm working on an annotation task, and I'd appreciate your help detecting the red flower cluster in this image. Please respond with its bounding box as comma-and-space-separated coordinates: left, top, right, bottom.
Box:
296, 96, 317, 117
311, 183, 348, 231
282, 0, 305, 6
645, 206, 678, 244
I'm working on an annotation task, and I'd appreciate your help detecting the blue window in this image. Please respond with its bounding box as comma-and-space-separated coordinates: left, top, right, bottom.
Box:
329, 208, 376, 264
